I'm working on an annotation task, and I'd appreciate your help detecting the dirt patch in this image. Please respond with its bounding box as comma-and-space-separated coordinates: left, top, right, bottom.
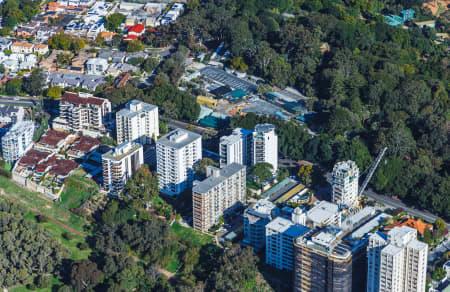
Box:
422, 0, 449, 16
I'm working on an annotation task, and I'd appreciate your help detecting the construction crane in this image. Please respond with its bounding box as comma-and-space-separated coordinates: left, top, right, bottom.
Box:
358, 147, 388, 197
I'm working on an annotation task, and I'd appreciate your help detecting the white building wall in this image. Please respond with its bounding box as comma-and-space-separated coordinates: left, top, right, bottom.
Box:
253, 124, 278, 172
157, 131, 202, 196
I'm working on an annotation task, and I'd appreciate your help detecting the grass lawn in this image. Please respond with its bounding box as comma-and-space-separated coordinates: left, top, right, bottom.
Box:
0, 176, 90, 234
60, 171, 98, 209
10, 276, 62, 292
172, 221, 214, 247
23, 211, 91, 260
4, 161, 12, 171
166, 253, 180, 273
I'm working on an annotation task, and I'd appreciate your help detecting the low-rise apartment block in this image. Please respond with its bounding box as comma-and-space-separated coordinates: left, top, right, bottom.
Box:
116, 100, 159, 145
156, 129, 202, 196
53, 92, 111, 137
10, 42, 34, 54
102, 141, 143, 196
193, 163, 246, 232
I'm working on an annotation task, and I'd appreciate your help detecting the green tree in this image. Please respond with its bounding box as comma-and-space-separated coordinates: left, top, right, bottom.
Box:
230, 56, 248, 72
106, 13, 125, 32
194, 158, 219, 178
4, 15, 17, 28
142, 58, 159, 73
22, 70, 46, 96
35, 275, 51, 289
46, 86, 63, 99
250, 163, 274, 184
434, 218, 446, 232
187, 0, 199, 10
298, 164, 313, 187
432, 267, 446, 281
126, 40, 144, 52
70, 260, 104, 291
71, 38, 86, 53
6, 78, 23, 96
123, 165, 159, 209
48, 32, 72, 51
423, 227, 433, 246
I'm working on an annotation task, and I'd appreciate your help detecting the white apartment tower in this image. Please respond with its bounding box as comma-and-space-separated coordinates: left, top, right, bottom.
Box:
192, 163, 246, 232
1, 121, 34, 162
116, 100, 159, 145
331, 160, 359, 207
265, 215, 309, 271
156, 129, 202, 196
54, 92, 112, 137
102, 141, 143, 196
367, 226, 428, 292
219, 128, 253, 168
252, 124, 278, 171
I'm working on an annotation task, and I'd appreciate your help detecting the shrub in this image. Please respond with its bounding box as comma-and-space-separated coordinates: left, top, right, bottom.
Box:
77, 242, 89, 250
62, 232, 74, 241
37, 215, 49, 223
0, 168, 11, 178
36, 275, 51, 289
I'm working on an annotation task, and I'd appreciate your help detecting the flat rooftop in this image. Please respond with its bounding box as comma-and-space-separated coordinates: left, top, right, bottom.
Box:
193, 163, 245, 194
157, 128, 201, 150
307, 201, 340, 224
200, 66, 257, 94
266, 216, 310, 238
116, 99, 157, 119
245, 199, 277, 219
103, 141, 142, 161
350, 212, 392, 239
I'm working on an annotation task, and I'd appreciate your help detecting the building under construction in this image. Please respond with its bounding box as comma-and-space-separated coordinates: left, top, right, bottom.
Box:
293, 226, 366, 292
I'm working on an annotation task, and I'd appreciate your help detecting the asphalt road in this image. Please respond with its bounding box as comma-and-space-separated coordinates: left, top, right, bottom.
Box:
362, 188, 449, 228
0, 96, 37, 107
323, 172, 449, 228
166, 119, 217, 135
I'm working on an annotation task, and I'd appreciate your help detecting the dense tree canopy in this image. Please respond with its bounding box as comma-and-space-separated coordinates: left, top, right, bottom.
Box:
183, 0, 449, 219
0, 213, 70, 287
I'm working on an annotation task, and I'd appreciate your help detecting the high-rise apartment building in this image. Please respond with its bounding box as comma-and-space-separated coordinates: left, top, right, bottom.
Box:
192, 163, 246, 232
293, 226, 365, 292
219, 128, 253, 168
53, 92, 112, 137
1, 121, 34, 162
243, 199, 279, 251
253, 124, 278, 171
156, 129, 202, 196
332, 160, 359, 207
116, 100, 159, 145
367, 226, 428, 292
265, 209, 309, 271
102, 141, 143, 195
